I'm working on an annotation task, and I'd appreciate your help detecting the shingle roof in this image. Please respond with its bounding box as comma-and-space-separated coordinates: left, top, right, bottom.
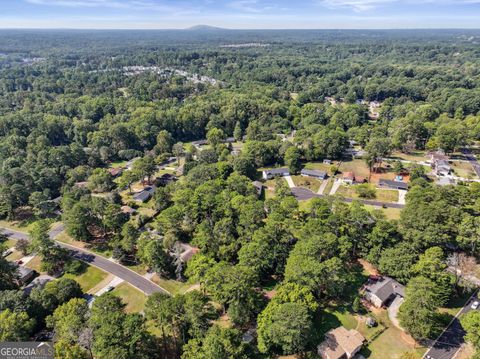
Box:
264, 168, 290, 175
318, 327, 365, 359
301, 169, 327, 178
364, 276, 405, 303
378, 179, 409, 190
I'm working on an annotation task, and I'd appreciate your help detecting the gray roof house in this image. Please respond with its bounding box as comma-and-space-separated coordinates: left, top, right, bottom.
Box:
133, 186, 155, 202
301, 169, 327, 180
363, 276, 405, 308
378, 179, 408, 191
262, 168, 290, 180
252, 181, 263, 197
16, 266, 36, 285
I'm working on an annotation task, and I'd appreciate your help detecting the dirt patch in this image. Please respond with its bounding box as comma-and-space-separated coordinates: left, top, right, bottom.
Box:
358, 259, 379, 276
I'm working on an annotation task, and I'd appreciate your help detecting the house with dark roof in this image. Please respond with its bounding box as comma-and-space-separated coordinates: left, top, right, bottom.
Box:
155, 173, 178, 186
378, 179, 408, 191
301, 169, 328, 180
16, 266, 36, 285
133, 186, 155, 203
430, 151, 451, 176
108, 167, 123, 178
363, 276, 405, 308
262, 168, 290, 180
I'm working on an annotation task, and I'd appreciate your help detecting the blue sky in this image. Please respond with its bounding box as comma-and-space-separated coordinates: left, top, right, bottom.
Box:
1, 0, 479, 29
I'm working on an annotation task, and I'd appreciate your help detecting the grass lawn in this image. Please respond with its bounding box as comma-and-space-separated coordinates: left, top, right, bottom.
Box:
451, 161, 477, 179
0, 220, 33, 233
5, 238, 17, 248
364, 205, 402, 220
56, 231, 112, 258
6, 250, 24, 261
109, 160, 128, 168
323, 178, 334, 195
365, 310, 426, 359
63, 265, 109, 293
291, 175, 321, 192
389, 151, 429, 162
336, 185, 399, 203
303, 161, 336, 174
25, 256, 42, 272
376, 189, 399, 203
338, 159, 371, 178
151, 274, 194, 295
111, 283, 147, 313
125, 263, 148, 275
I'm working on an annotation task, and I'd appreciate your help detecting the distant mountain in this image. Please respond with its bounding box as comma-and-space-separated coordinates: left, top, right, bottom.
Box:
186, 25, 227, 31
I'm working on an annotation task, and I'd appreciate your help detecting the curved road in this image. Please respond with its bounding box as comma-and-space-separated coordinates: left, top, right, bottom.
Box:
1, 226, 168, 296
291, 187, 406, 209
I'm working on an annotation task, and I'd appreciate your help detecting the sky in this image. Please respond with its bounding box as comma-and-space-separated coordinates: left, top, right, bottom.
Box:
1, 0, 480, 29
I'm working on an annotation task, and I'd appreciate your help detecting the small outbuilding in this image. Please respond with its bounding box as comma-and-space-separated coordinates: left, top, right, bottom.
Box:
342, 172, 355, 185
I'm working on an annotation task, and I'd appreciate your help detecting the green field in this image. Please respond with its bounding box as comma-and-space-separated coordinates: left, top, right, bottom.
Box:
64, 265, 109, 292
152, 275, 195, 295
291, 175, 322, 192
338, 159, 371, 178
336, 185, 399, 203
111, 283, 147, 313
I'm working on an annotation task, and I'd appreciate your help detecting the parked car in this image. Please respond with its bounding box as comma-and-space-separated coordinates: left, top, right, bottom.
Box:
2, 249, 13, 258
471, 301, 479, 310
105, 286, 115, 292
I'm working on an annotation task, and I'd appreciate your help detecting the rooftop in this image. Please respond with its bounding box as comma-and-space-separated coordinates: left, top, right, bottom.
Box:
301, 169, 327, 178
378, 179, 409, 190
364, 276, 405, 303
264, 167, 290, 175
318, 326, 365, 359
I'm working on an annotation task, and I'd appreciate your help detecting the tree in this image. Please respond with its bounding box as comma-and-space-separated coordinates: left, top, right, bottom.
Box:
412, 247, 453, 304
458, 214, 480, 255
0, 309, 35, 341
284, 146, 302, 175
461, 311, 480, 350
172, 142, 184, 161
136, 232, 171, 275
355, 183, 376, 199
182, 325, 249, 359
207, 128, 226, 150
132, 155, 156, 185
398, 276, 443, 340
47, 298, 90, 357
364, 136, 392, 178
257, 302, 312, 355
233, 121, 243, 142
155, 130, 174, 155
378, 242, 417, 283
87, 168, 114, 193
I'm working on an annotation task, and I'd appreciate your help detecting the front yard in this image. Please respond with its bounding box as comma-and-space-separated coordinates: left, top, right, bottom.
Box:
111, 282, 147, 313
335, 185, 399, 203
63, 265, 110, 293
291, 175, 322, 192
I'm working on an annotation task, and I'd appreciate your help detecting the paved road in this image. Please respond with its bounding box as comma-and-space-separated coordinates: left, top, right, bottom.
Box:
1, 227, 168, 296
461, 148, 480, 178
291, 187, 406, 209
423, 291, 478, 359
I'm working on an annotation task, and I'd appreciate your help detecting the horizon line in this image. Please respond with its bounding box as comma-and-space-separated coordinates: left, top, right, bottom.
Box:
1, 27, 480, 31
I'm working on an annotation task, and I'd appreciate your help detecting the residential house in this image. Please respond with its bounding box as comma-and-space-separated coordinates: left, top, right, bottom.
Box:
108, 167, 123, 178
133, 186, 155, 203
363, 276, 405, 308
437, 177, 455, 186
342, 172, 355, 185
378, 179, 408, 191
192, 139, 208, 149
318, 326, 365, 359
121, 205, 136, 215
323, 159, 332, 165
301, 169, 328, 180
175, 242, 200, 262
262, 168, 290, 180
252, 181, 263, 197
430, 151, 451, 176
16, 266, 36, 285
155, 173, 178, 186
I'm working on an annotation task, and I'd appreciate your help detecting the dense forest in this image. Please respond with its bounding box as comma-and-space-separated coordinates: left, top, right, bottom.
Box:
1, 29, 480, 359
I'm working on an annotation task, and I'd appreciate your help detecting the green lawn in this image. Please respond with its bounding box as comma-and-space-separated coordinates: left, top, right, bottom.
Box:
338, 159, 371, 178
291, 175, 322, 192
5, 238, 17, 248
6, 250, 24, 261
111, 283, 147, 313
303, 161, 336, 174
376, 189, 399, 203
389, 151, 429, 162
24, 256, 43, 272
323, 178, 334, 195
0, 220, 33, 233
109, 160, 128, 168
364, 205, 402, 220
64, 265, 109, 293
451, 161, 477, 179
152, 275, 194, 295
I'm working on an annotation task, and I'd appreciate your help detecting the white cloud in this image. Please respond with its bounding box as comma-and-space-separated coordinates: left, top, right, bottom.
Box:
318, 0, 396, 12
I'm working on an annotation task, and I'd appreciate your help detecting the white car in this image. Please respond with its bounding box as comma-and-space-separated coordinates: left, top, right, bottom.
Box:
471, 301, 479, 310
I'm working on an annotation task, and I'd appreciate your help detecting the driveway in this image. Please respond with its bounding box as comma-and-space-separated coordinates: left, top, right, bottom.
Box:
317, 179, 329, 194
284, 175, 295, 189
388, 295, 404, 329
329, 179, 341, 195
398, 190, 407, 205
1, 227, 169, 296
461, 148, 480, 178
291, 187, 405, 209
423, 291, 478, 359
